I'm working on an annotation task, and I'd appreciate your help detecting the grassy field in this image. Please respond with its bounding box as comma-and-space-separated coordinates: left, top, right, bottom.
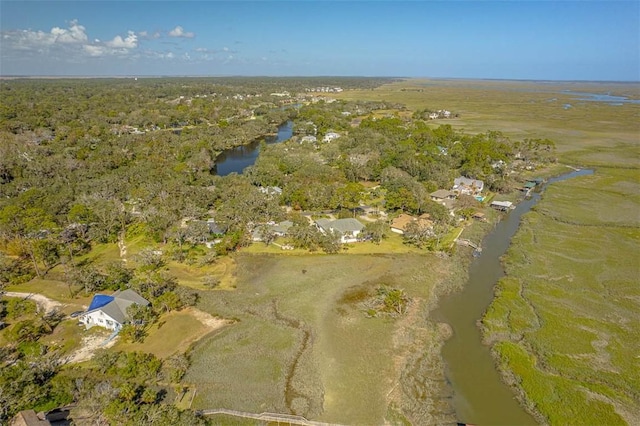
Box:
334, 79, 639, 150
186, 252, 465, 425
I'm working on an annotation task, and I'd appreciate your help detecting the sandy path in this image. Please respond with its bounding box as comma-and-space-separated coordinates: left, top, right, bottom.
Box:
188, 307, 231, 330
4, 291, 64, 314
64, 332, 118, 364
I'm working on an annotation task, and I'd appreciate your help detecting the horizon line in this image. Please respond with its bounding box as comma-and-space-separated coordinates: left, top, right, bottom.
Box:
1, 75, 639, 84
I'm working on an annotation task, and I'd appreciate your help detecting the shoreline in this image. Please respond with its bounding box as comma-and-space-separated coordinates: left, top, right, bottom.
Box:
428, 164, 585, 424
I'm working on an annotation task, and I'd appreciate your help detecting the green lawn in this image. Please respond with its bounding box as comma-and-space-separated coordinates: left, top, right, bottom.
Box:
113, 308, 219, 359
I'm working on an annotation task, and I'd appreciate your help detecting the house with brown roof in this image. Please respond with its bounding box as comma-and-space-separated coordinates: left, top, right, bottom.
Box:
390, 214, 414, 234
391, 214, 433, 234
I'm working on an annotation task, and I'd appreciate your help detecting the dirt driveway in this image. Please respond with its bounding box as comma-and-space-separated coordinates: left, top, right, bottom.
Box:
4, 291, 65, 314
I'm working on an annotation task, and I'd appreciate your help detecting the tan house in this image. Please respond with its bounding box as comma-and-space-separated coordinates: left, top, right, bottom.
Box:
390, 214, 415, 234
391, 214, 433, 234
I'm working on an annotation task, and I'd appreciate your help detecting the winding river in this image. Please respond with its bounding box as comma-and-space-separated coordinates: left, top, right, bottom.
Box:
432, 168, 594, 425
213, 120, 293, 176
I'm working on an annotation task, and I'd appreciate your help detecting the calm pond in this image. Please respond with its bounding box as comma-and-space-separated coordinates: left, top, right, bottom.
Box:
213, 120, 293, 176
432, 168, 594, 425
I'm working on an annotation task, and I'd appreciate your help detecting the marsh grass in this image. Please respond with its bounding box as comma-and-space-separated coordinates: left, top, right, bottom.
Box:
483, 158, 640, 424
186, 253, 456, 424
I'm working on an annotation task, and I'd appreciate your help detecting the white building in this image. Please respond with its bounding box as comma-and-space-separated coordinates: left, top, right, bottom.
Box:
78, 289, 149, 331
315, 218, 364, 243
323, 132, 341, 143
453, 176, 485, 196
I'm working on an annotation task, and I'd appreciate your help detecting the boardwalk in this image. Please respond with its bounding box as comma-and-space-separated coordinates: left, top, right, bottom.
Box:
199, 409, 342, 426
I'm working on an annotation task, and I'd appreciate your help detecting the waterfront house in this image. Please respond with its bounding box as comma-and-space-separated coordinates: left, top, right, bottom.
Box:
390, 214, 415, 234
390, 214, 434, 234
490, 201, 514, 211
315, 218, 364, 243
252, 220, 294, 242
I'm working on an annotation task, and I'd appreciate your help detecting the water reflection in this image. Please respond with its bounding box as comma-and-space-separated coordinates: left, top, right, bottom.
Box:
213, 121, 293, 176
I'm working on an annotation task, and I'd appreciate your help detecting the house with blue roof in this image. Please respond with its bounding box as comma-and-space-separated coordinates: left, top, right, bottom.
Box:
78, 289, 149, 331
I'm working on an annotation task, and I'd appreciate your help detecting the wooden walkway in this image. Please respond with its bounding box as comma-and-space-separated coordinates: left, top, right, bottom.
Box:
199, 408, 342, 425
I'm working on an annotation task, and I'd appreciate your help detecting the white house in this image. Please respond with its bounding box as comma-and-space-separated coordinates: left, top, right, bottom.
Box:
258, 186, 283, 197
78, 289, 149, 331
452, 176, 484, 196
315, 218, 364, 243
252, 220, 294, 242
490, 201, 514, 211
322, 132, 341, 143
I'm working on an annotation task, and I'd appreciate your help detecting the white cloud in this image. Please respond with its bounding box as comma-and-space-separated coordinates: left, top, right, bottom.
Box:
83, 45, 106, 57
1, 20, 143, 60
138, 30, 161, 40
106, 31, 137, 49
1, 19, 191, 72
2, 19, 88, 51
168, 26, 194, 38
50, 20, 88, 44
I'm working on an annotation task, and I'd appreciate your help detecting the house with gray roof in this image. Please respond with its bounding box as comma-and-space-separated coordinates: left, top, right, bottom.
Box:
452, 176, 484, 196
252, 220, 294, 242
490, 200, 514, 211
315, 218, 364, 243
430, 189, 456, 201
78, 289, 149, 331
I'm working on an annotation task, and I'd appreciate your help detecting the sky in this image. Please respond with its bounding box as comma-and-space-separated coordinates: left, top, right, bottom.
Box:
1, 1, 638, 81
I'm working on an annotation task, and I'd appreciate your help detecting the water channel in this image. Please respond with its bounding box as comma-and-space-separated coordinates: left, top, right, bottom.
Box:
432, 168, 594, 425
213, 120, 293, 176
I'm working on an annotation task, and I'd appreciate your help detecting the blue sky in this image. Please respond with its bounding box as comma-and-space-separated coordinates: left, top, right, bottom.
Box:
1, 1, 638, 81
